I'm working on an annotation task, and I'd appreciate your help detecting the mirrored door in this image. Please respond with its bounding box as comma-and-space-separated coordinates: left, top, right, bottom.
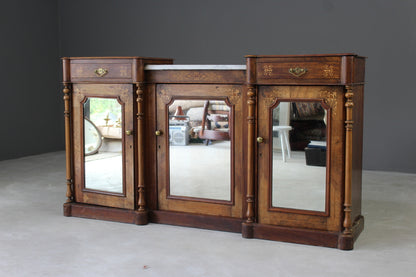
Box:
156, 84, 244, 218
73, 84, 135, 209
257, 86, 344, 231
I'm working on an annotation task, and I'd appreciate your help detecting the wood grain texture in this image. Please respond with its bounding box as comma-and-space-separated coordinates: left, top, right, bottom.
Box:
150, 210, 242, 233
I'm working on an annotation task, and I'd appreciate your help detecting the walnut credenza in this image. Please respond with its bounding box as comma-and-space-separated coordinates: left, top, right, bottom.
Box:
62, 54, 365, 250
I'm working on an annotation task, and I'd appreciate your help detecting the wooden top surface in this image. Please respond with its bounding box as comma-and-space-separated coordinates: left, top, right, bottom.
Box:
245, 53, 366, 59
61, 56, 172, 60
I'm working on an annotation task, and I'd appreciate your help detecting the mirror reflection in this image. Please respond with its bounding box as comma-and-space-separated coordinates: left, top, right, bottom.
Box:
169, 99, 231, 201
272, 101, 327, 212
83, 97, 123, 194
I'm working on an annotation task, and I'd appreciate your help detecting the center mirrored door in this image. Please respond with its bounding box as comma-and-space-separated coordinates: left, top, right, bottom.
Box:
156, 84, 244, 218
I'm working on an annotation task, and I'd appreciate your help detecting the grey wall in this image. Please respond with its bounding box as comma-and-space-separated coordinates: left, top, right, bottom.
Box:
0, 0, 62, 160
3, 0, 416, 173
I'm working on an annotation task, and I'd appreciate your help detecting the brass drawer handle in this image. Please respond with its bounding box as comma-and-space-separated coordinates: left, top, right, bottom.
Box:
257, 137, 264, 143
94, 68, 108, 77
289, 67, 307, 77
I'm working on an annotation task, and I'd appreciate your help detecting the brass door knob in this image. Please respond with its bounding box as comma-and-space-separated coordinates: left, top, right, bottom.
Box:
257, 137, 264, 143
125, 130, 133, 136
155, 130, 162, 136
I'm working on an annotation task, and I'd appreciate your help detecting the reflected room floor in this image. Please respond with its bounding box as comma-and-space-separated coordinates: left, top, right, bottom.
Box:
170, 140, 231, 201
273, 150, 326, 211
1, 152, 416, 277
85, 152, 123, 193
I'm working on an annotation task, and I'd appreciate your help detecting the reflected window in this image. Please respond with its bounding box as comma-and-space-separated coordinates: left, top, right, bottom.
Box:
83, 97, 123, 194
168, 99, 231, 201
271, 101, 327, 212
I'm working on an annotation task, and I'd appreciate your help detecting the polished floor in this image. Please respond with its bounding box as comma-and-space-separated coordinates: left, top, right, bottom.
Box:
0, 151, 415, 277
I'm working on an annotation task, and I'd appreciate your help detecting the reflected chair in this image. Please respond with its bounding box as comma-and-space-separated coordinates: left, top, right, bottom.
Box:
272, 125, 292, 162
198, 100, 230, 145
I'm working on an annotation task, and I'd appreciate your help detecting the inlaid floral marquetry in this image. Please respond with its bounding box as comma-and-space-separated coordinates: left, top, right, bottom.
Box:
184, 71, 208, 80
263, 65, 273, 77
119, 66, 129, 77
322, 64, 336, 78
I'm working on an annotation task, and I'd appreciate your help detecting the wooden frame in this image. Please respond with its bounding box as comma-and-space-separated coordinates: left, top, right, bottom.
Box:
62, 54, 365, 250
155, 84, 244, 219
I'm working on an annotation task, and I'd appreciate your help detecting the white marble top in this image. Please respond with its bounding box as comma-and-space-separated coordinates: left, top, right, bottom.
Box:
144, 64, 246, 70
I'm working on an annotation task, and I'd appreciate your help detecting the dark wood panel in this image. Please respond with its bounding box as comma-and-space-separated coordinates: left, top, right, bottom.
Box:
64, 202, 142, 224
252, 223, 340, 248
149, 210, 242, 233
256, 59, 341, 84
71, 62, 132, 82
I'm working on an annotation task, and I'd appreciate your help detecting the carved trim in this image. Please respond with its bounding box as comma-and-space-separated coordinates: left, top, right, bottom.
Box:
225, 87, 242, 105
320, 88, 338, 116
66, 179, 74, 202
261, 88, 279, 107
136, 83, 144, 121
343, 85, 354, 236
158, 89, 173, 105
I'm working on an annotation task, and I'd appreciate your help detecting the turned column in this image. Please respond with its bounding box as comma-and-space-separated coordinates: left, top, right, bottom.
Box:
133, 58, 148, 224
63, 82, 73, 203
246, 84, 256, 223
62, 58, 73, 209
343, 85, 354, 234
242, 56, 257, 237
339, 85, 354, 249
136, 82, 146, 213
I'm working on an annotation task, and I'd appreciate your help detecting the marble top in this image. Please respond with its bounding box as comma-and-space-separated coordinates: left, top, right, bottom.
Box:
144, 64, 246, 70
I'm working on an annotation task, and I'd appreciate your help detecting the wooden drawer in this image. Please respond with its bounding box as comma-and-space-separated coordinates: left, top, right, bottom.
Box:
255, 57, 342, 84
70, 59, 133, 82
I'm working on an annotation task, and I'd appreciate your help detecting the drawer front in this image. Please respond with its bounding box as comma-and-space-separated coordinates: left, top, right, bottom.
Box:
256, 58, 341, 84
70, 61, 132, 82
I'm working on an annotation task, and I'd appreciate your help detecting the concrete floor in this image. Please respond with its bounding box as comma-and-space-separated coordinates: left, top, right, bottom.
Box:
0, 152, 415, 277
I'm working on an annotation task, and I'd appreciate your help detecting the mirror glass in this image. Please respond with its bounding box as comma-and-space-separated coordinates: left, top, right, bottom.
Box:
83, 97, 123, 194
168, 99, 231, 201
271, 101, 327, 212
